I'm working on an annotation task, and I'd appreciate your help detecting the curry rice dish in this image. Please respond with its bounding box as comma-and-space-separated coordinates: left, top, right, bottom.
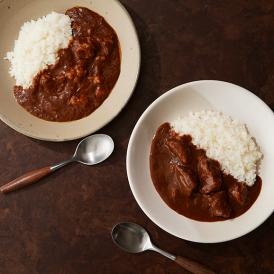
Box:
6, 7, 121, 122
150, 112, 262, 222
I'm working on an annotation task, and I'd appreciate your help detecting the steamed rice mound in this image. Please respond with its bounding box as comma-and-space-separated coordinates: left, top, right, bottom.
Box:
172, 110, 262, 186
6, 12, 72, 88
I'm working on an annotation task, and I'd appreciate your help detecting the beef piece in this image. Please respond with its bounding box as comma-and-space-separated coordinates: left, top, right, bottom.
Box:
174, 165, 197, 197
193, 193, 210, 211
208, 191, 231, 218
197, 155, 222, 194
227, 181, 248, 205
165, 139, 190, 165
167, 181, 179, 201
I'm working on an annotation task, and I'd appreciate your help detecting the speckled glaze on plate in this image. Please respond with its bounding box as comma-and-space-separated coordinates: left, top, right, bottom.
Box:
0, 0, 140, 141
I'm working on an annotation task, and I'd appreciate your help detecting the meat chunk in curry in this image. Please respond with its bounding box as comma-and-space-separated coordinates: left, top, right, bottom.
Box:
174, 165, 197, 197
197, 154, 222, 194
207, 191, 231, 218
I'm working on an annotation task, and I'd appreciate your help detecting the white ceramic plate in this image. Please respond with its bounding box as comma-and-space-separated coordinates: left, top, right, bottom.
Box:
127, 80, 274, 243
0, 0, 140, 141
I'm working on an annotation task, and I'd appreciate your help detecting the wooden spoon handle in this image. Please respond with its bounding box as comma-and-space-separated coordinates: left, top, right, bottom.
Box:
174, 256, 216, 274
0, 166, 52, 194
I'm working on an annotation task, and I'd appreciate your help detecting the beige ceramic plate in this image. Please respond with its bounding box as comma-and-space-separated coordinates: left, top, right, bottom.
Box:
0, 0, 140, 141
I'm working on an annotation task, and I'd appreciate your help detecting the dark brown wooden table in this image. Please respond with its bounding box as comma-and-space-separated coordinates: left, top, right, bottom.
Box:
1, 1, 274, 273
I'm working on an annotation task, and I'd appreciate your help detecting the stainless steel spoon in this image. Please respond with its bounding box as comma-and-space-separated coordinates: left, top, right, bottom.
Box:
0, 134, 114, 194
112, 222, 215, 274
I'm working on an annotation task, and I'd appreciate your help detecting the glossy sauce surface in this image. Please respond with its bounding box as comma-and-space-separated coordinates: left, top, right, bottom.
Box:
150, 123, 262, 222
14, 7, 120, 121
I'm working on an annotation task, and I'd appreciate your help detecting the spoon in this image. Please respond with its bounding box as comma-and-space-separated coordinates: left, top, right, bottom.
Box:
0, 134, 114, 194
112, 222, 215, 274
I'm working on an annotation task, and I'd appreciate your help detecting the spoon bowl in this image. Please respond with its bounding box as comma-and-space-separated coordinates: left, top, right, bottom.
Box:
74, 134, 114, 165
112, 222, 151, 253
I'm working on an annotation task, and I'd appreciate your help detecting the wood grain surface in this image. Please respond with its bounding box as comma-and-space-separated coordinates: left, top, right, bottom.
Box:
0, 1, 273, 273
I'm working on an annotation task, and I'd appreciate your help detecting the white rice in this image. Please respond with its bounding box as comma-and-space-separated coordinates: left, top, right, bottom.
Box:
5, 12, 72, 88
172, 110, 262, 186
